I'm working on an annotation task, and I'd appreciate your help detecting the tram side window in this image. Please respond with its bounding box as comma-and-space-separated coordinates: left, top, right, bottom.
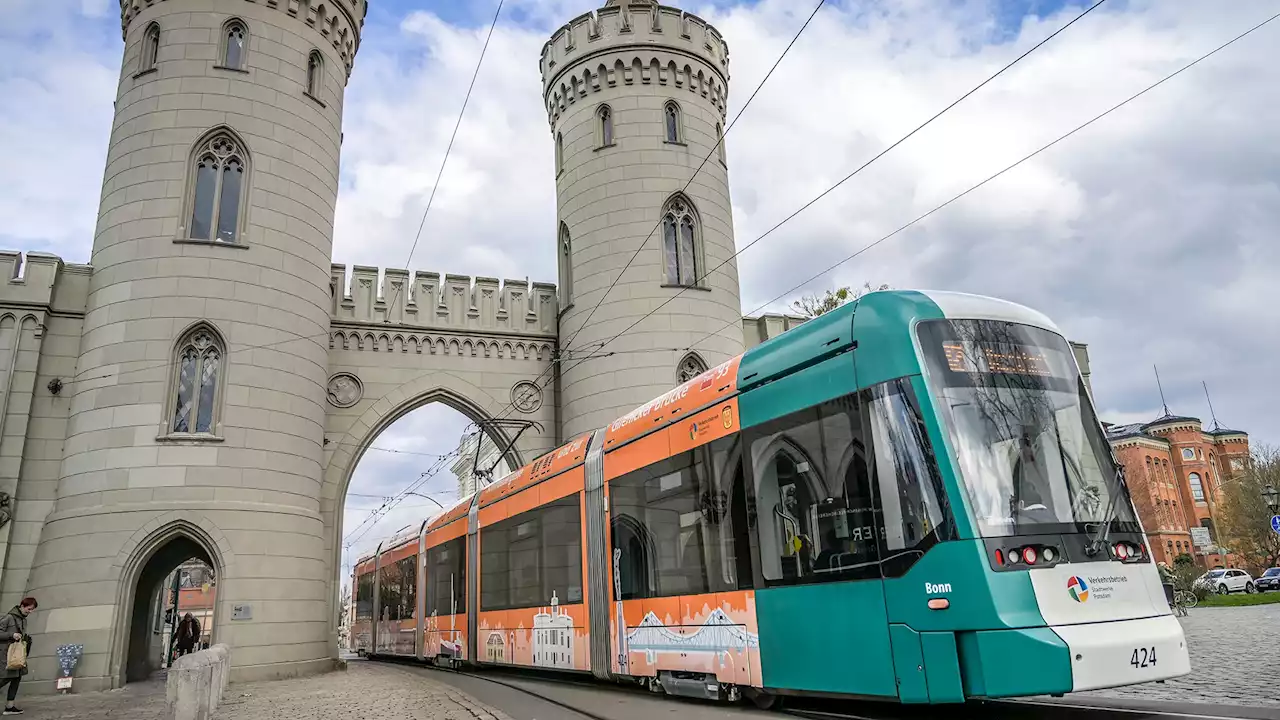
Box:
378, 560, 403, 621
480, 493, 583, 611
748, 394, 880, 585
425, 536, 466, 617
398, 554, 417, 620
609, 441, 740, 600
864, 379, 954, 577
355, 572, 374, 621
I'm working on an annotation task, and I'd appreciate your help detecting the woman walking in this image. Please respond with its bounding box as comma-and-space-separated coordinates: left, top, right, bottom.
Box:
0, 597, 37, 715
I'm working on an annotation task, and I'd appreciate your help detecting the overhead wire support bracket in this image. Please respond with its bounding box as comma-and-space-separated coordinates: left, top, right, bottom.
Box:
470, 418, 543, 486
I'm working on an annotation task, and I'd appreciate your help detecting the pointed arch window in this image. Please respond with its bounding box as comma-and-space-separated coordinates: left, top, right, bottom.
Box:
186, 132, 248, 244
715, 122, 725, 164
558, 223, 574, 306
661, 195, 701, 287
664, 100, 683, 143
140, 23, 161, 74
306, 50, 324, 98
1189, 472, 1205, 502
221, 20, 247, 70
676, 353, 708, 384
168, 325, 225, 437
597, 105, 614, 148
555, 132, 564, 174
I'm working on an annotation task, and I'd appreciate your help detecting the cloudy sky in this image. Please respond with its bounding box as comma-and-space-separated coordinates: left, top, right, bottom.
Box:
5, 0, 1278, 577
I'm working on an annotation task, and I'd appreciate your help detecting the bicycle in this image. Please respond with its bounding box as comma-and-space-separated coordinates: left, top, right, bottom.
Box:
1172, 588, 1197, 616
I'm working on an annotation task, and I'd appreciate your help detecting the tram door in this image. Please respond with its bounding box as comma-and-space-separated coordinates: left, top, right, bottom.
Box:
748, 393, 898, 698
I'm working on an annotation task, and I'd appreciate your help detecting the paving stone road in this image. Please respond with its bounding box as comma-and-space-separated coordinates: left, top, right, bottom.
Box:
15, 661, 512, 720
1078, 603, 1280, 707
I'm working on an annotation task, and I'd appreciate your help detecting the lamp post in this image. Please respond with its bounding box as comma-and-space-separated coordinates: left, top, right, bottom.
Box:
1264, 484, 1279, 515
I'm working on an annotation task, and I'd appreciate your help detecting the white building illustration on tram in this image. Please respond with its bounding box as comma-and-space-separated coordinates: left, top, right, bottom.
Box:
532, 592, 575, 668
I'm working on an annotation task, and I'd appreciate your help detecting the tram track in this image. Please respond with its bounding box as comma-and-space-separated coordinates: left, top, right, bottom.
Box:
361, 655, 1278, 720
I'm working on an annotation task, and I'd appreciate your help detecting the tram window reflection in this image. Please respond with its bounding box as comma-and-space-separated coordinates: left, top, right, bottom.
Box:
748, 395, 880, 585
609, 443, 739, 600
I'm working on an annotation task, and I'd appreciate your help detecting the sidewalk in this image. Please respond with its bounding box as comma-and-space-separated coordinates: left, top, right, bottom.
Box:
18, 660, 512, 719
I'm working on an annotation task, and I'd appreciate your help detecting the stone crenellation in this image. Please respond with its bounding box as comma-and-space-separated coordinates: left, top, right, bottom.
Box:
329, 265, 558, 337
0, 252, 92, 317
119, 0, 368, 77
540, 2, 729, 127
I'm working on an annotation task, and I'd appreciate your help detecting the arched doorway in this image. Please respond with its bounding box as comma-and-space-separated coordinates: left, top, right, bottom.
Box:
118, 525, 224, 684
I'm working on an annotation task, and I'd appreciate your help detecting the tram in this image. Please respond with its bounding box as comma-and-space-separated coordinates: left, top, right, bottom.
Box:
350, 290, 1189, 706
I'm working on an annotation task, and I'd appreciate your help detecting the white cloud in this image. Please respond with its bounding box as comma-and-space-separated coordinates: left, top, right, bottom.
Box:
7, 1, 1280, 561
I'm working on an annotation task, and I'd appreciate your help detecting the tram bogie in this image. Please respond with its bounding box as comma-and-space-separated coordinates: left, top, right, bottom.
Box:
349, 290, 1190, 705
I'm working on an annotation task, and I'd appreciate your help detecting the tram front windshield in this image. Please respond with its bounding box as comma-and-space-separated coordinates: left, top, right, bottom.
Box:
917, 318, 1136, 538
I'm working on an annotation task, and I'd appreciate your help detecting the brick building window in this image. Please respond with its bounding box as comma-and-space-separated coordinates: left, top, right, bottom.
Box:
1189, 472, 1205, 502
1181, 448, 1195, 461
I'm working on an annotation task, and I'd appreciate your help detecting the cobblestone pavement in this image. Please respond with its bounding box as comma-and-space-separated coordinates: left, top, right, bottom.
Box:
1078, 604, 1280, 707
16, 661, 512, 720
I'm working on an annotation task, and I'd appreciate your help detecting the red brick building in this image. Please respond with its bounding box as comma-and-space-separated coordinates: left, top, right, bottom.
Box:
1107, 414, 1250, 568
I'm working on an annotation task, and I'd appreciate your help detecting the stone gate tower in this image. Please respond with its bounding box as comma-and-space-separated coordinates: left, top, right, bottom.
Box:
543, 0, 746, 439
22, 0, 366, 689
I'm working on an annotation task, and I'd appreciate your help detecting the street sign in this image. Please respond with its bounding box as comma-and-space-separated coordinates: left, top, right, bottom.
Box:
1190, 527, 1212, 550
1271, 515, 1280, 535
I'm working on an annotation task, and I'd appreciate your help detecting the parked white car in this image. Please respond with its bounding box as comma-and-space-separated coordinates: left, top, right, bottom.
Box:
1194, 568, 1256, 594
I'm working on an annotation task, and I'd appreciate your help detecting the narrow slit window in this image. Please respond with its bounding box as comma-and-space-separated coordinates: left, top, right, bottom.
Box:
307, 51, 323, 97
141, 23, 160, 72
664, 101, 681, 143
598, 105, 613, 147
223, 21, 246, 69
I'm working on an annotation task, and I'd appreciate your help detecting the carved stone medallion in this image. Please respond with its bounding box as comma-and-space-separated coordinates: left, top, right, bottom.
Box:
327, 373, 364, 408
510, 381, 544, 414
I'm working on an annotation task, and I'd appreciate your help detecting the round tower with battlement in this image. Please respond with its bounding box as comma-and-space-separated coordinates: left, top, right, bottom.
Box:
543, 0, 745, 440
25, 0, 366, 689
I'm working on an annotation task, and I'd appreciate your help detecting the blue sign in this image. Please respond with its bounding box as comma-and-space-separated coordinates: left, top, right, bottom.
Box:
1272, 515, 1280, 535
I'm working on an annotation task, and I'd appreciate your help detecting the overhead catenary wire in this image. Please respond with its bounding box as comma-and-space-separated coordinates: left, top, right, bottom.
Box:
676, 9, 1280, 354
557, 0, 1113, 371
380, 0, 507, 324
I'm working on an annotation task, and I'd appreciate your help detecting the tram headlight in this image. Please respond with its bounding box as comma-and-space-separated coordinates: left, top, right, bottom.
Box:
1042, 547, 1056, 563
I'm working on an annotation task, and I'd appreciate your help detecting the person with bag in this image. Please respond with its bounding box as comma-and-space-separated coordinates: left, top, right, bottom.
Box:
175, 613, 200, 658
0, 597, 37, 715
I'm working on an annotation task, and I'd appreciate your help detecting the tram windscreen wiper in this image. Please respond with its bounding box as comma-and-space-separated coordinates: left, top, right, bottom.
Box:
1085, 465, 1127, 557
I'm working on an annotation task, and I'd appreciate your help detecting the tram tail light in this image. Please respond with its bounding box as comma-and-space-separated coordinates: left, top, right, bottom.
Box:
994, 549, 1004, 566
1022, 547, 1038, 565
1112, 541, 1142, 562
